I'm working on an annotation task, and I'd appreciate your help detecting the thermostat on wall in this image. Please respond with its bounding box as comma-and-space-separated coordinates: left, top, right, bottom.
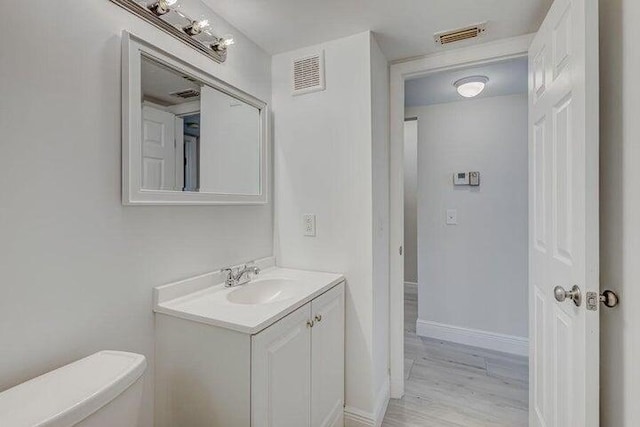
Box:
453, 171, 480, 186
453, 172, 469, 185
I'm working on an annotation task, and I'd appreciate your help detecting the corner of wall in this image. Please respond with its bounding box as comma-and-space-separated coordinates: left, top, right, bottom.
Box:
344, 374, 389, 427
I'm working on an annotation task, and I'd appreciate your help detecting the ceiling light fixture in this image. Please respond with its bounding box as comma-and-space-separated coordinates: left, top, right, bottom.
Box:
148, 0, 177, 16
454, 76, 489, 98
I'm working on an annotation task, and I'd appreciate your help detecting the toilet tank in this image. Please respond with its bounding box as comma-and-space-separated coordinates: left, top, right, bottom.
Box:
0, 351, 146, 427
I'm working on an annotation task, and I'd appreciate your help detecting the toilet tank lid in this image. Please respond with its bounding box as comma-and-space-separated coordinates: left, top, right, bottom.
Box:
0, 351, 146, 427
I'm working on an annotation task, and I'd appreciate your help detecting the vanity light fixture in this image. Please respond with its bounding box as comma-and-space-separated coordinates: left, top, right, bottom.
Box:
148, 0, 177, 16
454, 75, 489, 98
109, 0, 233, 63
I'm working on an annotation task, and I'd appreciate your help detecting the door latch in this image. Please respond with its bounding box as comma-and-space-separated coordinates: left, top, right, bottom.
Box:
586, 290, 619, 311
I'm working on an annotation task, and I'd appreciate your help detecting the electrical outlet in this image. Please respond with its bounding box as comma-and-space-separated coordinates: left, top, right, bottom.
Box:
303, 214, 316, 236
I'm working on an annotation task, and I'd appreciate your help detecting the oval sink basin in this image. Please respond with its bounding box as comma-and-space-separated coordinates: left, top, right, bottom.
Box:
226, 279, 299, 305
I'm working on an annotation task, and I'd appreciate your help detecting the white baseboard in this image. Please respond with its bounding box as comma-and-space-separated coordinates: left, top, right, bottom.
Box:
416, 319, 528, 357
389, 376, 404, 399
344, 376, 390, 427
373, 376, 390, 426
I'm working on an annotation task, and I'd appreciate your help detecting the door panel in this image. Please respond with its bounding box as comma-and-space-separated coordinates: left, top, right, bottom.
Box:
311, 283, 345, 427
142, 105, 176, 190
528, 0, 599, 426
252, 304, 312, 427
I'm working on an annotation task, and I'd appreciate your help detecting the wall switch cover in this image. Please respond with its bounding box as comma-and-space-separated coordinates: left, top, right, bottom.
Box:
303, 214, 316, 236
446, 209, 457, 225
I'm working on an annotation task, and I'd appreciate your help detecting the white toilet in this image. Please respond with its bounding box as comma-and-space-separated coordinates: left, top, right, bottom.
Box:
0, 350, 146, 427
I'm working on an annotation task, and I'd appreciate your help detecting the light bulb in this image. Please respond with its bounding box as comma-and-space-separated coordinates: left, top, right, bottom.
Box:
221, 35, 235, 46
454, 76, 489, 98
211, 35, 235, 52
148, 0, 177, 16
184, 19, 209, 36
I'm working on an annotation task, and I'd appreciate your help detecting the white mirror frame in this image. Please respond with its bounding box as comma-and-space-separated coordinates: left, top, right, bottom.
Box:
121, 32, 269, 205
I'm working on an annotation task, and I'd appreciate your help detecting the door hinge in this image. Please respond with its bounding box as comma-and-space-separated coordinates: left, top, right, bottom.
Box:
399, 246, 403, 256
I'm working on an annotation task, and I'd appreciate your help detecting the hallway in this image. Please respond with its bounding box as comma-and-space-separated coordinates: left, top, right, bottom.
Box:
382, 284, 529, 426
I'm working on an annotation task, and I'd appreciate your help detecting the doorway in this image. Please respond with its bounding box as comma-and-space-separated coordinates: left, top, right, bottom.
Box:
388, 0, 602, 423
388, 37, 533, 402
385, 57, 531, 425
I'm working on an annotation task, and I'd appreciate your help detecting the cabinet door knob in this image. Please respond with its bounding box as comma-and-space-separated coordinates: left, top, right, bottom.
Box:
314, 314, 322, 322
306, 320, 314, 328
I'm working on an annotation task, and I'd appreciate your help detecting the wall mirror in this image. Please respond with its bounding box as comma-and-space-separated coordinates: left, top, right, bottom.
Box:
122, 32, 268, 205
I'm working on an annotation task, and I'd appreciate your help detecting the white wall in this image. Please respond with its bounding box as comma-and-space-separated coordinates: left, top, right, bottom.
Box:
407, 93, 528, 340
599, 0, 640, 424
273, 31, 389, 421
199, 85, 261, 194
403, 120, 418, 284
0, 2, 272, 426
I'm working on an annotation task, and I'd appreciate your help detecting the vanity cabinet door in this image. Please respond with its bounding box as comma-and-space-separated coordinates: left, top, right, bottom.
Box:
252, 303, 312, 427
311, 282, 345, 427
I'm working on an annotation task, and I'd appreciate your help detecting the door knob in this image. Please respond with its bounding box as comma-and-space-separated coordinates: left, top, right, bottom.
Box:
600, 290, 619, 308
554, 285, 582, 307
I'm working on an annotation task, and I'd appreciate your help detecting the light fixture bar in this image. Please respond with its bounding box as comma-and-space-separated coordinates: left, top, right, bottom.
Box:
109, 0, 227, 63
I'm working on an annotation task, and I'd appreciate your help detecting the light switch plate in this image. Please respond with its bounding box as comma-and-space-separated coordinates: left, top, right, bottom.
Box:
303, 214, 316, 236
446, 209, 457, 225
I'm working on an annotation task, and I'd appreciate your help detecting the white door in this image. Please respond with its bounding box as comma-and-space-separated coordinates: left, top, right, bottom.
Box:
528, 0, 599, 425
311, 283, 345, 427
142, 105, 176, 190
252, 303, 312, 427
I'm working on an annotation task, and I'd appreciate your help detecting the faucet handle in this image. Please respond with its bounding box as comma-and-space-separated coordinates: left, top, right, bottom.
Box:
247, 263, 260, 275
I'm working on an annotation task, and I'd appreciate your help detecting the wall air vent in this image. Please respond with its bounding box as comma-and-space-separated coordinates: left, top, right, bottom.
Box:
170, 89, 200, 99
292, 51, 325, 96
434, 22, 487, 45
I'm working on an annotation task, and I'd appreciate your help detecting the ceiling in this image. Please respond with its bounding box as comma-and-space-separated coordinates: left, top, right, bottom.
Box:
202, 0, 552, 61
141, 56, 201, 106
405, 56, 528, 107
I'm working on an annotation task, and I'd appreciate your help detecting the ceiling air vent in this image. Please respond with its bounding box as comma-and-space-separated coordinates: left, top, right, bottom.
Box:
292, 51, 325, 96
182, 75, 199, 83
170, 89, 200, 99
434, 22, 487, 45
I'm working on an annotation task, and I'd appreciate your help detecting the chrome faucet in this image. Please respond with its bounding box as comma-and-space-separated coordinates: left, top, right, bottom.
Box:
222, 263, 261, 287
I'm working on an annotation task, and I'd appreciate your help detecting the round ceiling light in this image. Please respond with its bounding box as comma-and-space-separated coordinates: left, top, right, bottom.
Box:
454, 76, 489, 98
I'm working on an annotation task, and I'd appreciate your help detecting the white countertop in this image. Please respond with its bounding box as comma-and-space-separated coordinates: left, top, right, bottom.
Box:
153, 266, 345, 334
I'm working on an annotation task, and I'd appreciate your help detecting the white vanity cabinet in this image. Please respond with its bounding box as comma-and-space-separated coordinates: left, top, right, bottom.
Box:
252, 283, 345, 427
155, 279, 345, 427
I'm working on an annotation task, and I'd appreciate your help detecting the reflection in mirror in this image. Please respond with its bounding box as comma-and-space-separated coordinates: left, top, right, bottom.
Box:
140, 55, 261, 195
